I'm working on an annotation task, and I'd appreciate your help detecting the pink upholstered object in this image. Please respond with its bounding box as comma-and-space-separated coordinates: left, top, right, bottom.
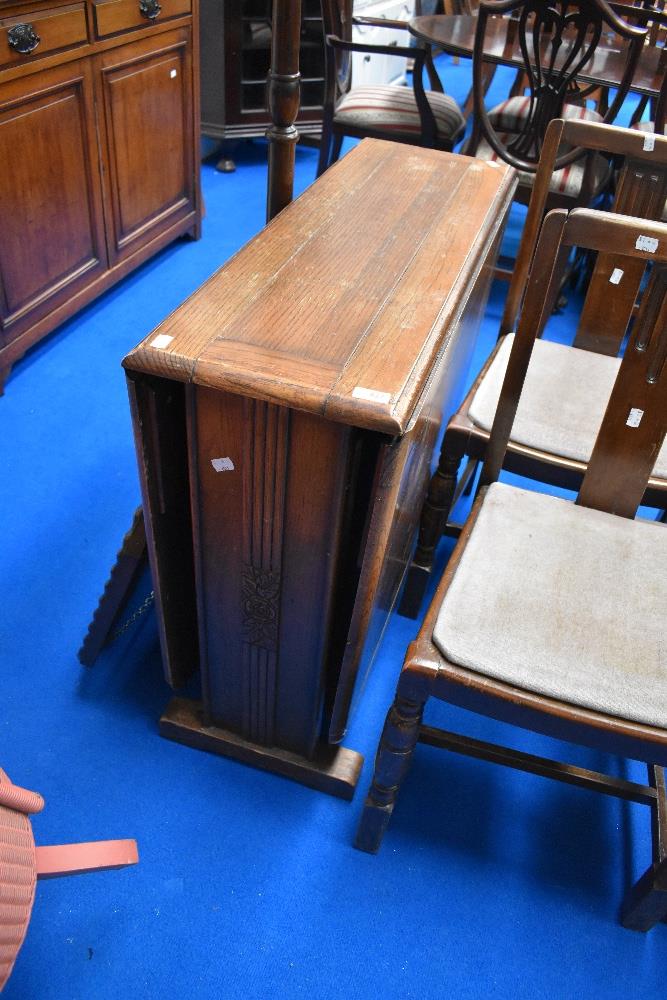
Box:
0, 767, 138, 991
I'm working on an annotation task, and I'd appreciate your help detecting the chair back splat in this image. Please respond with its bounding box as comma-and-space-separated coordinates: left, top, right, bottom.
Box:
579, 261, 667, 516
481, 209, 667, 516
469, 0, 646, 174
501, 120, 667, 350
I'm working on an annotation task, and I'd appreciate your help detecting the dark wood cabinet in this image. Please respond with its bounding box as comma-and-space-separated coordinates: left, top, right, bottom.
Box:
0, 0, 201, 392
0, 58, 107, 342
98, 27, 196, 262
200, 0, 325, 143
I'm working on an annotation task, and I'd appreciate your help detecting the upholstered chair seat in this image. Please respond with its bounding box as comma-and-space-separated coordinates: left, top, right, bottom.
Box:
474, 138, 609, 197
333, 85, 466, 142
433, 482, 667, 727
467, 335, 667, 478
488, 96, 602, 135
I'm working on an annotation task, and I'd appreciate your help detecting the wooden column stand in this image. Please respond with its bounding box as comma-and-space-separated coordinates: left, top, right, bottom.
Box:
266, 0, 302, 221
123, 141, 516, 797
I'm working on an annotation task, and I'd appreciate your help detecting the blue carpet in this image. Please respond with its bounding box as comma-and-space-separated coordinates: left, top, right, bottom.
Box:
1, 57, 664, 999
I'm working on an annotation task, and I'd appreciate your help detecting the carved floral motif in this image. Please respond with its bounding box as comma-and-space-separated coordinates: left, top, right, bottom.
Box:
242, 565, 281, 648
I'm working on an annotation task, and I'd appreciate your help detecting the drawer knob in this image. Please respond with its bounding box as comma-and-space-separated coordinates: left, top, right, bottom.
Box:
7, 22, 41, 54
139, 0, 162, 19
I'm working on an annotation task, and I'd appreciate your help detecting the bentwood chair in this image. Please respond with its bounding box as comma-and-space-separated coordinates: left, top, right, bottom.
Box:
316, 0, 465, 177
399, 118, 667, 617
465, 0, 646, 210
356, 208, 667, 931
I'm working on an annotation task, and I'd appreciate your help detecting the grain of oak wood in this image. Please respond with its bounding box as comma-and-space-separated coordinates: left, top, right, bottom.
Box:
123, 138, 516, 793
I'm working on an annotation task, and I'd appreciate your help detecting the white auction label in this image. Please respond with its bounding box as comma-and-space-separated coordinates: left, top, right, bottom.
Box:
150, 334, 174, 349
211, 457, 235, 472
636, 235, 658, 253
609, 268, 624, 285
626, 408, 644, 428
352, 387, 391, 404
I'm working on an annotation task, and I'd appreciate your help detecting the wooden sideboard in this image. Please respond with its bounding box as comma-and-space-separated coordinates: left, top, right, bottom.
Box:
123, 139, 516, 797
0, 0, 201, 392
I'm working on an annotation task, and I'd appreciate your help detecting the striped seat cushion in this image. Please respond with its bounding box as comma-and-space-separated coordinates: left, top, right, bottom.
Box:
334, 85, 465, 141
488, 97, 603, 136
474, 137, 609, 197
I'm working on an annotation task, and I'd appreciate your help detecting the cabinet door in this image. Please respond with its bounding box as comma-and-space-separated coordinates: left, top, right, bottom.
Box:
0, 60, 107, 345
97, 28, 195, 265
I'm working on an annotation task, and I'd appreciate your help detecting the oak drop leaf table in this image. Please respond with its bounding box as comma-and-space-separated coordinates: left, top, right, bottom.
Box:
123, 138, 516, 798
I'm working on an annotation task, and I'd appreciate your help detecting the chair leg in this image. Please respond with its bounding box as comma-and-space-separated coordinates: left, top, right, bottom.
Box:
398, 439, 465, 619
316, 117, 334, 178
620, 860, 667, 931
354, 691, 426, 854
329, 133, 344, 166
620, 766, 667, 931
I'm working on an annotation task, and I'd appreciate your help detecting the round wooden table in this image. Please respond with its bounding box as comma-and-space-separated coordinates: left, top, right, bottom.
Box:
410, 14, 664, 99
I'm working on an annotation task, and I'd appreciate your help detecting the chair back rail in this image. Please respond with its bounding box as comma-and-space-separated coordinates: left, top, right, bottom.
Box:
481, 208, 667, 517
470, 0, 647, 174
500, 119, 667, 351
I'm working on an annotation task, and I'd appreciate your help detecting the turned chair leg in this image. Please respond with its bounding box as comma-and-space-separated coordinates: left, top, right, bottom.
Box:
399, 440, 465, 618
354, 690, 426, 854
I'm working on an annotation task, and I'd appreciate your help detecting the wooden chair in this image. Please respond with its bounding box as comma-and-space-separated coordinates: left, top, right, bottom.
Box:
316, 0, 465, 176
625, 0, 667, 136
400, 118, 667, 617
465, 0, 646, 213
356, 208, 667, 931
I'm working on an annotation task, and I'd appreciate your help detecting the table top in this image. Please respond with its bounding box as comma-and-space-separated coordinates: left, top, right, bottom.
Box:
124, 138, 516, 436
410, 14, 664, 98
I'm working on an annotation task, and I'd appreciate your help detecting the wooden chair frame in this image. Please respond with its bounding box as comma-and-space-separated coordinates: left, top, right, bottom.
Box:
356, 208, 667, 931
317, 0, 463, 177
399, 118, 667, 618
466, 0, 646, 173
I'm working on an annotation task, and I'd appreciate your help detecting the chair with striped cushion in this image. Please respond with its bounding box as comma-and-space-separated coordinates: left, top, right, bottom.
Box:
399, 119, 667, 619
465, 0, 646, 208
317, 0, 465, 177
356, 208, 667, 932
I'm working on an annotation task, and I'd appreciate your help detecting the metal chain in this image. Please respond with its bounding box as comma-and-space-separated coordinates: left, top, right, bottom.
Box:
111, 591, 155, 642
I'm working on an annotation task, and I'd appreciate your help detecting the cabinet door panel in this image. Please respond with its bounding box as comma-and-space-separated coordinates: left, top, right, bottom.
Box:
99, 29, 194, 263
0, 61, 107, 341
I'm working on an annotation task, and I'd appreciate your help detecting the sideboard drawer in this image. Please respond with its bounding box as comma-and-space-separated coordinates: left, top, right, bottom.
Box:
1, 4, 88, 67
93, 0, 191, 38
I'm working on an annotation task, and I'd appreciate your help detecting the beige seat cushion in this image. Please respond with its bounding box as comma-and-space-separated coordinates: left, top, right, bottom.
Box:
334, 85, 465, 141
467, 335, 667, 480
433, 482, 667, 727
